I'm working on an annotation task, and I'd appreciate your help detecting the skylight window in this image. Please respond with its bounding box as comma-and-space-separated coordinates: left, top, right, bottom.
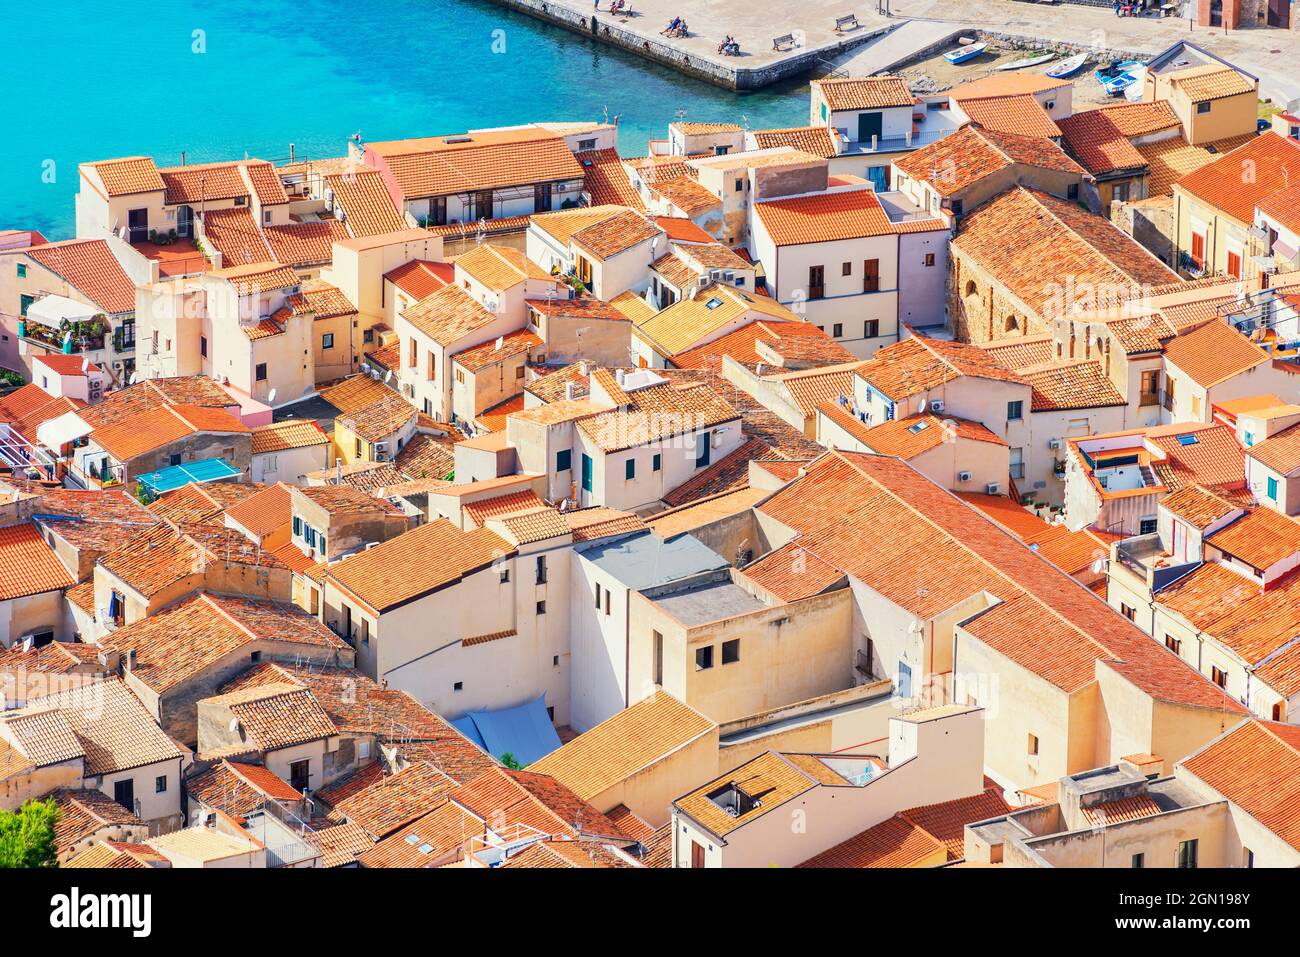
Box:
1176, 434, 1199, 446
705, 297, 723, 310
908, 422, 929, 434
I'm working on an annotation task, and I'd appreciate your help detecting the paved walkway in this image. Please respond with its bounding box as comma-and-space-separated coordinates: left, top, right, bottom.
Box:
823, 17, 963, 75
888, 0, 1300, 101
558, 0, 893, 70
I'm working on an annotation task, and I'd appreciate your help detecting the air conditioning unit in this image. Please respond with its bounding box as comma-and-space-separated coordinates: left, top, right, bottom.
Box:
985, 482, 1001, 495
958, 470, 972, 482
1048, 438, 1062, 450
929, 399, 945, 413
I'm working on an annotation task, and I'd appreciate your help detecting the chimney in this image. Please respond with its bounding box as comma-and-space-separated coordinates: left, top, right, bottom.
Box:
125, 649, 137, 671
615, 369, 626, 387
565, 382, 577, 400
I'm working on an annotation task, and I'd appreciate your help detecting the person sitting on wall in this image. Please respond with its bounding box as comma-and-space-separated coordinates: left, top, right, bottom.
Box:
662, 16, 681, 34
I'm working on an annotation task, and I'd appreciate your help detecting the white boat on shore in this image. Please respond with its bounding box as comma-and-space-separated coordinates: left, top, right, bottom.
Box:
996, 52, 1056, 71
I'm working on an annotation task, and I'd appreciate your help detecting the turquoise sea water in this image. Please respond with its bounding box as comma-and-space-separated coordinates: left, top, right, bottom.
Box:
1, 0, 809, 240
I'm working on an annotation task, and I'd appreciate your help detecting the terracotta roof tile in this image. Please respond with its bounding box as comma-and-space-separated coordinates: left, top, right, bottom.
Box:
576, 148, 644, 209
0, 523, 74, 600
739, 540, 845, 601
250, 419, 329, 454
814, 76, 915, 110
754, 188, 944, 246
898, 125, 1083, 195
1163, 320, 1270, 388
750, 126, 838, 159
1176, 132, 1300, 224
26, 239, 136, 314
368, 126, 584, 199
958, 95, 1062, 139
385, 259, 453, 299
1168, 64, 1255, 102
1205, 506, 1300, 570
323, 169, 408, 237
952, 188, 1178, 317
530, 691, 715, 800
263, 219, 349, 267
856, 333, 1025, 400
1019, 359, 1127, 411
85, 157, 164, 196
401, 282, 496, 347
26, 678, 184, 775
758, 451, 1246, 710
320, 519, 512, 613
1180, 719, 1300, 851
199, 207, 274, 267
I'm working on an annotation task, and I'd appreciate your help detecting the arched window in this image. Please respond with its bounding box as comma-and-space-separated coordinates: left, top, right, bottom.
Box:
965, 280, 978, 298
1005, 315, 1019, 333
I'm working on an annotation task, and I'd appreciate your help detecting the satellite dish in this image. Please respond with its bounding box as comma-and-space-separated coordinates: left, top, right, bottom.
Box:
81, 357, 90, 373
267, 388, 277, 404
494, 336, 504, 351
129, 371, 141, 385
228, 717, 240, 732
917, 398, 927, 413
385, 370, 393, 384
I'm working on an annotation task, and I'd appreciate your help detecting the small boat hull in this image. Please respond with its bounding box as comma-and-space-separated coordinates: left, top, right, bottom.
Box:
944, 42, 988, 64
1046, 51, 1088, 78
997, 52, 1056, 72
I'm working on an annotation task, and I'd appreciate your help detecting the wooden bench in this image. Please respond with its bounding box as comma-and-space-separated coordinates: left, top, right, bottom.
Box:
772, 33, 796, 51
834, 14, 860, 32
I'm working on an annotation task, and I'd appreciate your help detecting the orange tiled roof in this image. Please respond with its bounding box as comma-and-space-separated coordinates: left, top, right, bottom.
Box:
1058, 109, 1150, 175
814, 76, 915, 111
367, 126, 584, 200
1205, 506, 1300, 570
856, 333, 1025, 400
454, 243, 552, 291
224, 482, 292, 537
1162, 320, 1269, 388
250, 419, 329, 454
1158, 563, 1300, 696
200, 208, 273, 267
451, 767, 629, 841
959, 95, 1061, 139
576, 148, 645, 209
158, 161, 250, 205
210, 261, 301, 296
1146, 423, 1246, 492
326, 760, 458, 839
1247, 419, 1300, 475
323, 169, 408, 237
798, 814, 945, 868
461, 489, 547, 527
651, 176, 721, 216
823, 404, 1005, 459
27, 678, 184, 775
897, 124, 1083, 196
530, 691, 715, 800
91, 402, 247, 462
754, 188, 945, 246
0, 524, 73, 601
321, 519, 511, 614
26, 239, 136, 314
1081, 793, 1163, 826
84, 157, 164, 196
951, 187, 1178, 317
572, 208, 662, 260
896, 787, 1012, 860
385, 259, 453, 300
263, 219, 349, 267
758, 451, 1246, 709
1176, 132, 1300, 225
401, 283, 495, 347
1159, 483, 1241, 528
1020, 359, 1127, 411
739, 540, 845, 601
751, 126, 838, 158
672, 318, 854, 371
1180, 719, 1300, 851
1168, 64, 1255, 102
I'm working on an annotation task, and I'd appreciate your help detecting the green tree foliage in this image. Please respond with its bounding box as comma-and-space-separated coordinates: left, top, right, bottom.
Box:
499, 752, 523, 770
0, 798, 60, 868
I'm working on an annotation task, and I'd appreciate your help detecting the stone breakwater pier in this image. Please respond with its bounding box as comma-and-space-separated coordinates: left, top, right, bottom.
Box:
486, 0, 901, 90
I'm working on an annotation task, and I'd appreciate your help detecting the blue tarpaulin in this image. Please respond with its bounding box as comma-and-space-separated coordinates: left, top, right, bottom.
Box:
451, 696, 561, 767
136, 458, 242, 495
